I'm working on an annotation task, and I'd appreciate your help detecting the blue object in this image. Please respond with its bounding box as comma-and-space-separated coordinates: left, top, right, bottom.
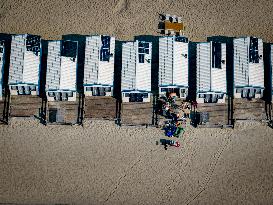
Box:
164, 124, 177, 137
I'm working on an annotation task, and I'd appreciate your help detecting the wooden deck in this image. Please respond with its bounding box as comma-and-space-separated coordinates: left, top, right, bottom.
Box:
47, 100, 79, 124
1, 94, 271, 126
9, 95, 41, 117
196, 102, 229, 125
84, 96, 117, 120
233, 98, 266, 121
121, 102, 154, 125
0, 100, 5, 123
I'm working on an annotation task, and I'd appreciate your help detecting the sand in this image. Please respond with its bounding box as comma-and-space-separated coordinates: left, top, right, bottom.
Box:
1, 0, 273, 204
0, 0, 273, 42
1, 119, 273, 204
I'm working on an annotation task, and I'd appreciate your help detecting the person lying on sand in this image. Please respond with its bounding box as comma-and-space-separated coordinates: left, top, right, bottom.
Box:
158, 139, 180, 150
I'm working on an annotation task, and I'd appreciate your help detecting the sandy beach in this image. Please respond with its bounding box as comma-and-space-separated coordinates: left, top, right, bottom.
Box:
1, 119, 273, 204
1, 0, 273, 204
0, 0, 273, 42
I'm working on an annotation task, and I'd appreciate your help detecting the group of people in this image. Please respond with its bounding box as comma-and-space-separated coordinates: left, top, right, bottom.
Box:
157, 93, 193, 150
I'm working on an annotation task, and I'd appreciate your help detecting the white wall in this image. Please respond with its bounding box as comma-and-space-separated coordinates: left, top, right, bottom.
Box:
84, 36, 115, 86
98, 37, 115, 86
84, 36, 100, 85
248, 38, 264, 87
121, 42, 136, 91
234, 37, 264, 88
121, 40, 152, 92
0, 42, 4, 99
59, 56, 77, 91
9, 34, 40, 85
233, 37, 249, 87
196, 43, 211, 92
46, 40, 77, 91
159, 37, 173, 86
46, 41, 61, 90
211, 43, 226, 93
271, 44, 273, 91
173, 40, 188, 86
0, 42, 4, 85
23, 51, 40, 85
135, 41, 152, 92
9, 35, 25, 84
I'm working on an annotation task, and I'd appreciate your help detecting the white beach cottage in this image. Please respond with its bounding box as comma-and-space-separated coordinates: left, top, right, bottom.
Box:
270, 44, 273, 102
233, 36, 264, 99
121, 40, 152, 102
0, 41, 5, 100
8, 34, 41, 95
45, 40, 78, 101
196, 40, 227, 103
158, 36, 189, 98
83, 35, 115, 96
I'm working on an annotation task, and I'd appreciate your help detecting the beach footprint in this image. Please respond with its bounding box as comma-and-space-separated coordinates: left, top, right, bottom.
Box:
113, 0, 129, 14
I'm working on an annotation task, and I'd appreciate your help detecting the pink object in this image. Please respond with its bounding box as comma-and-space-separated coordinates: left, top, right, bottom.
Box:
175, 141, 180, 147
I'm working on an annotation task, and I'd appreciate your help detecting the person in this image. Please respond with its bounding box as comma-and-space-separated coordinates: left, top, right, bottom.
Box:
160, 139, 180, 150
192, 100, 198, 109
164, 123, 177, 137
171, 112, 178, 122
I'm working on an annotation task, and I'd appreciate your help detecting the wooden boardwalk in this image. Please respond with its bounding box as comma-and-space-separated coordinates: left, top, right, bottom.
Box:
84, 96, 117, 120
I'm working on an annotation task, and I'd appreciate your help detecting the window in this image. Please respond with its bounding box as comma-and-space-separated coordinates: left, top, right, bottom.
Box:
256, 89, 261, 94
105, 87, 111, 92
236, 88, 242, 93
139, 54, 144, 63
212, 42, 222, 69
143, 93, 148, 98
218, 94, 224, 99
48, 92, 54, 97
249, 37, 259, 63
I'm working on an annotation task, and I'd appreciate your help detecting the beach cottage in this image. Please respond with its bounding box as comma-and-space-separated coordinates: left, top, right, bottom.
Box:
63, 35, 115, 96
233, 37, 264, 99
264, 43, 273, 103
195, 40, 227, 103
121, 40, 152, 102
158, 36, 189, 98
0, 41, 6, 100
82, 35, 115, 96
8, 34, 41, 95
44, 40, 78, 101
271, 44, 273, 102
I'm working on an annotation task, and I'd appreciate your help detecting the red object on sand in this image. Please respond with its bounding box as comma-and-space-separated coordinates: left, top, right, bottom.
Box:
175, 141, 180, 147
